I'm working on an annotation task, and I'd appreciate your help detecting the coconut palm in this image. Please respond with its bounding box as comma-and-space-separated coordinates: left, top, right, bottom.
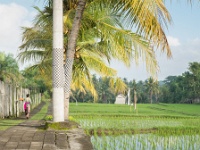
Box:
18, 1, 127, 120
63, 0, 172, 119
145, 77, 159, 104
19, 0, 172, 121
132, 80, 138, 110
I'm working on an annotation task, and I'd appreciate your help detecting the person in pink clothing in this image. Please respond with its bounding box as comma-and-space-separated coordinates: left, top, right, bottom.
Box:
24, 94, 31, 119
24, 102, 28, 116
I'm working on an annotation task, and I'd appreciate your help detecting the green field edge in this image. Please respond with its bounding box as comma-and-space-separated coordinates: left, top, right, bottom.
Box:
71, 114, 199, 119
149, 105, 200, 117
84, 126, 200, 136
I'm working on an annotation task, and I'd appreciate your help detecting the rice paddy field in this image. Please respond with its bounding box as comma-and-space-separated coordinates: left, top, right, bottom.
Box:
69, 103, 200, 150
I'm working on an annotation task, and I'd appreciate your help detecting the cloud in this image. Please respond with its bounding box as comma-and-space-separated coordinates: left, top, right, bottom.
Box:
167, 36, 181, 47
0, 3, 34, 56
156, 38, 200, 80
110, 37, 200, 81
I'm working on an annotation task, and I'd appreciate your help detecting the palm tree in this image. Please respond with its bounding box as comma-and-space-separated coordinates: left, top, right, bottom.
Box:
132, 80, 138, 110
127, 79, 138, 109
19, 0, 172, 121
63, 0, 172, 119
18, 1, 125, 120
145, 77, 159, 104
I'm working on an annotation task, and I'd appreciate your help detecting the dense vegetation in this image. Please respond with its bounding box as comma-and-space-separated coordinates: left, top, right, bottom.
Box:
1, 51, 200, 104
0, 52, 49, 97
71, 62, 200, 104
159, 62, 200, 103
0, 52, 21, 83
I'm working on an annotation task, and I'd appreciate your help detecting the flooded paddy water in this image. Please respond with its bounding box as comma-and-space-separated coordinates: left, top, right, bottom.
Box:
91, 134, 200, 150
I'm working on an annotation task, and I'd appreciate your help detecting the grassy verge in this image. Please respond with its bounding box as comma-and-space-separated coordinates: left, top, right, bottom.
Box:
30, 101, 49, 120
0, 119, 24, 130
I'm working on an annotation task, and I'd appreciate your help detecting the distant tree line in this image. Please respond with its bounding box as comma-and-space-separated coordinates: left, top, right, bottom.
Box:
159, 62, 200, 103
70, 75, 159, 104
70, 62, 200, 104
1, 51, 200, 103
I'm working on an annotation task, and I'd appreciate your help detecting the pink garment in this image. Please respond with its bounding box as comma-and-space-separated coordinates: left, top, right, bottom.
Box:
24, 102, 27, 110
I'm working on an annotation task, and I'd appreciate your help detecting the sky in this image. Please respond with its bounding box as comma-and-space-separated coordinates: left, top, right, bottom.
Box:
0, 0, 200, 82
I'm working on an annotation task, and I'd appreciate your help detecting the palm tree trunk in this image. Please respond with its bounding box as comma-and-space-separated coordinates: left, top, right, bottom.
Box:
52, 0, 64, 122
128, 88, 131, 105
64, 0, 86, 120
134, 89, 137, 110
150, 90, 153, 104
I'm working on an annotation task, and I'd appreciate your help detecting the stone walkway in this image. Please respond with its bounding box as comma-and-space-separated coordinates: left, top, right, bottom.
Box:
0, 102, 93, 150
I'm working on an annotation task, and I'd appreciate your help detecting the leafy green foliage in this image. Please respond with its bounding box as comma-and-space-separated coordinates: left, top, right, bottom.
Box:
159, 62, 200, 103
21, 67, 51, 97
70, 75, 127, 103
0, 52, 21, 83
18, 0, 173, 100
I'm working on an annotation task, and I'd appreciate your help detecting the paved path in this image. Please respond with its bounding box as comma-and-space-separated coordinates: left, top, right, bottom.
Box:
0, 102, 93, 150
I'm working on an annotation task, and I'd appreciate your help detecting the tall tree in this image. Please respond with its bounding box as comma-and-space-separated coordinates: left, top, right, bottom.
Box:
64, 0, 87, 119
132, 80, 138, 110
63, 0, 171, 119
19, 0, 172, 120
145, 77, 159, 104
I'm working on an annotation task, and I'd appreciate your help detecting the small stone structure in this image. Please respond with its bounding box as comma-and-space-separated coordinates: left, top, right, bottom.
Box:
115, 94, 126, 104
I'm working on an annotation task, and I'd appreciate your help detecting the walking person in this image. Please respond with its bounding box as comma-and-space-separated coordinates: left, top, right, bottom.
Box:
25, 94, 32, 119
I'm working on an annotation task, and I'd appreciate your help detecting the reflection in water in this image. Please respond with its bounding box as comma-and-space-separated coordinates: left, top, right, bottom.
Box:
91, 134, 200, 150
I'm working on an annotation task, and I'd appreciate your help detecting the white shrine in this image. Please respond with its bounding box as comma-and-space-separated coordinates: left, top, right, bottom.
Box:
115, 94, 126, 104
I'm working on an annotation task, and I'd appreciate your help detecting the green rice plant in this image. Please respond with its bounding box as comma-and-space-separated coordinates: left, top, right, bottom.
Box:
156, 127, 200, 136
75, 116, 189, 131
70, 103, 200, 149
70, 103, 200, 132
91, 134, 200, 150
70, 103, 200, 117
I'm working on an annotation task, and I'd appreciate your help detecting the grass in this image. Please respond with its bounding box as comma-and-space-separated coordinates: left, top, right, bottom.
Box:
70, 103, 200, 117
44, 121, 79, 130
30, 101, 49, 120
0, 119, 24, 130
149, 103, 200, 116
69, 103, 200, 135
